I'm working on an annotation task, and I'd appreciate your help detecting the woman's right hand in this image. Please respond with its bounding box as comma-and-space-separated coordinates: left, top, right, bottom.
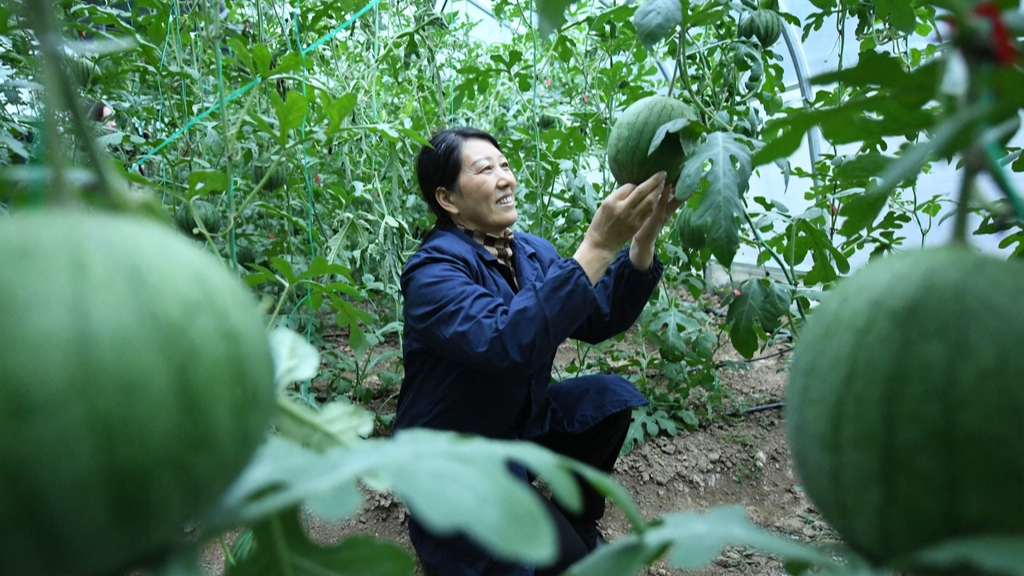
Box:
572, 171, 667, 285
584, 171, 667, 253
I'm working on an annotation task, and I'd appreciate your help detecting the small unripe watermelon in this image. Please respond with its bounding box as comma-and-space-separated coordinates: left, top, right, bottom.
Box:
538, 113, 560, 130
675, 205, 709, 251
234, 243, 257, 268
739, 9, 783, 49
0, 210, 275, 576
607, 95, 697, 186
175, 199, 222, 238
251, 163, 287, 192
67, 57, 99, 89
786, 248, 1024, 566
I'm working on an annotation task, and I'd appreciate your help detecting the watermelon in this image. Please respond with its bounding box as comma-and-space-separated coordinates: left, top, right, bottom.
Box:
606, 95, 698, 186
786, 247, 1024, 567
0, 210, 275, 576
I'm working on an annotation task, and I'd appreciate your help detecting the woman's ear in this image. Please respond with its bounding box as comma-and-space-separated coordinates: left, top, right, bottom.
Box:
435, 187, 460, 216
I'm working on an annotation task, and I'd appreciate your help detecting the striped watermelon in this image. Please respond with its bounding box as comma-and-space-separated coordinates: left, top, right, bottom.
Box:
675, 205, 708, 251
606, 96, 697, 186
787, 248, 1024, 566
739, 9, 783, 49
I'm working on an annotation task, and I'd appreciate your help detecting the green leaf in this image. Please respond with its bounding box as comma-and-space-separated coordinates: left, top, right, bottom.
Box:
812, 51, 938, 92
687, 0, 728, 27
755, 56, 943, 166
899, 535, 1024, 576
726, 278, 791, 359
564, 539, 656, 576
534, 0, 575, 36
269, 256, 297, 284
271, 51, 304, 75
838, 190, 889, 236
795, 219, 850, 285
187, 170, 228, 197
874, 0, 917, 34
226, 508, 416, 576
268, 328, 322, 390
299, 256, 352, 281
570, 506, 840, 576
271, 90, 309, 144
226, 38, 254, 74
214, 431, 631, 565
274, 397, 375, 455
646, 305, 700, 362
649, 117, 695, 157
680, 133, 753, 268
839, 105, 983, 236
651, 507, 839, 569
326, 93, 358, 131
247, 111, 278, 137
633, 0, 682, 49
622, 408, 653, 456
252, 44, 272, 78
0, 133, 29, 159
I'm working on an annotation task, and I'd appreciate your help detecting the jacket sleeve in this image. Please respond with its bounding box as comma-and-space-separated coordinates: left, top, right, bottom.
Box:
570, 247, 665, 344
401, 247, 599, 374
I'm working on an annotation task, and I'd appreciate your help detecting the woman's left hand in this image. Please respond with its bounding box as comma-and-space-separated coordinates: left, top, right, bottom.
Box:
629, 183, 683, 270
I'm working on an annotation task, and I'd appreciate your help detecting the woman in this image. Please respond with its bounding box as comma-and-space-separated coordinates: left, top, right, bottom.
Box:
393, 127, 681, 576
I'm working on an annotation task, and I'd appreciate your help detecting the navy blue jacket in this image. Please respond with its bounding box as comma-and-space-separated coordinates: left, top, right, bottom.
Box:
393, 226, 663, 440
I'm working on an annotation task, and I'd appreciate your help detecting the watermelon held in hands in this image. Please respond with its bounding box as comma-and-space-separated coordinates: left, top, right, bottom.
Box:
606, 95, 698, 187
0, 209, 276, 576
786, 247, 1024, 568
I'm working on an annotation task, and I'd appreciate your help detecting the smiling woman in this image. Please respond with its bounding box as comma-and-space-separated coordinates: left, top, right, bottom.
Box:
435, 137, 518, 236
394, 126, 681, 576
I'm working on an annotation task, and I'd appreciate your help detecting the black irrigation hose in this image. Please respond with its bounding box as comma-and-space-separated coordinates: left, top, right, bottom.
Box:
726, 401, 785, 418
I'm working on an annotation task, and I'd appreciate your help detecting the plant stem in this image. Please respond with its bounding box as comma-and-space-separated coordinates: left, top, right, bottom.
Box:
951, 158, 979, 246
667, 27, 684, 98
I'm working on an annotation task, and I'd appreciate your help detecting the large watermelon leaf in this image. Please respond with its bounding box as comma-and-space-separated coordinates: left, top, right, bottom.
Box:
645, 304, 701, 362
211, 430, 647, 566
633, 0, 682, 49
726, 277, 791, 359
565, 506, 842, 576
677, 132, 753, 268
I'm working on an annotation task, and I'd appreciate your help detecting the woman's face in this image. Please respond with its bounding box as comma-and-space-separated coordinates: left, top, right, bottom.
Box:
441, 138, 517, 235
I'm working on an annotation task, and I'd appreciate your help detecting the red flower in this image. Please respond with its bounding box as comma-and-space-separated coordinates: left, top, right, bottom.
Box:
314, 173, 322, 185
545, 78, 551, 87
733, 289, 742, 296
268, 233, 277, 239
583, 94, 589, 103
944, 2, 1019, 66
973, 2, 1017, 66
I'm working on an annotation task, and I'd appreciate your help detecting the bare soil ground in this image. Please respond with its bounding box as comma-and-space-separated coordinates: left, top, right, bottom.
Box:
200, 331, 839, 575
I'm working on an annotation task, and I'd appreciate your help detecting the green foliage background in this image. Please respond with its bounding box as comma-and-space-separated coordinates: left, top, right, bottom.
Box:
2, 0, 1022, 443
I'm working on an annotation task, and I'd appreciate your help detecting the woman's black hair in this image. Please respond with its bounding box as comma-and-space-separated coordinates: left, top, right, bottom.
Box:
416, 127, 501, 234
